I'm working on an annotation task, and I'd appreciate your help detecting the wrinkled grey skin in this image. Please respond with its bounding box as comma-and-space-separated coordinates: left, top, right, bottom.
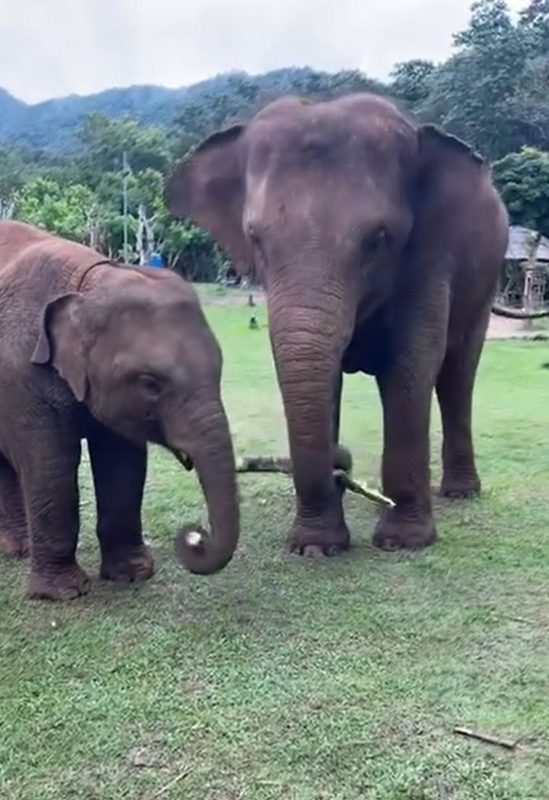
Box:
0, 221, 239, 600
167, 93, 510, 557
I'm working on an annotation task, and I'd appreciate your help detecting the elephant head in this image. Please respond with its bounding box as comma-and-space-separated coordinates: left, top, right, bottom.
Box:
31, 267, 239, 575
165, 94, 507, 547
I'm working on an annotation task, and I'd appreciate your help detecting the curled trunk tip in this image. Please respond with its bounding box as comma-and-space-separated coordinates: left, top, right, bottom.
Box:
170, 400, 240, 577
175, 523, 237, 575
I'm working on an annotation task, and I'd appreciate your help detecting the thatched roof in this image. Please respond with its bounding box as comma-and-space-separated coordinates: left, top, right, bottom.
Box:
507, 226, 549, 262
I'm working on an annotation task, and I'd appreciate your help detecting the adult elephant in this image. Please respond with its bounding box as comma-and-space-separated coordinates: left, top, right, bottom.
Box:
167, 93, 522, 557
0, 221, 239, 599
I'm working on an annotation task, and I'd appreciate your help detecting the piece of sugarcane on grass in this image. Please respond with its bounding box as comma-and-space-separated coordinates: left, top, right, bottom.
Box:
235, 456, 395, 509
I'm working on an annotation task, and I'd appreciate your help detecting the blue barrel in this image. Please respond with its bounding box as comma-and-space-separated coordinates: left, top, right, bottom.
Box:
149, 252, 164, 268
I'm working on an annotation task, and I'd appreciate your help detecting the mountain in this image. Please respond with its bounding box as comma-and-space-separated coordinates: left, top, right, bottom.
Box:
0, 83, 192, 151
0, 68, 386, 152
0, 88, 25, 116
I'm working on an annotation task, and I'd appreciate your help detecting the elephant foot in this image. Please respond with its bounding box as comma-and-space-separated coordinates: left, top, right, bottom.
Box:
288, 515, 351, 559
27, 562, 91, 601
100, 544, 155, 584
373, 511, 437, 551
0, 529, 29, 559
440, 474, 481, 499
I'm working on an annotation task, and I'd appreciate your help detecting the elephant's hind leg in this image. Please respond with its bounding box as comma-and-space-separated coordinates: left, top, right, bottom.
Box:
0, 455, 29, 559
88, 427, 154, 584
436, 311, 490, 499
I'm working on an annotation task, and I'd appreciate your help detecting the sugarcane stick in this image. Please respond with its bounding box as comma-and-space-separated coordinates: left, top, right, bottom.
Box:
236, 456, 395, 508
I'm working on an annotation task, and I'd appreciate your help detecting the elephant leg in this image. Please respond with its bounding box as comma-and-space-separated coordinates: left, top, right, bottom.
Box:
436, 311, 489, 498
0, 455, 29, 559
88, 427, 154, 584
21, 435, 89, 600
288, 372, 349, 558
374, 373, 436, 550
373, 291, 449, 551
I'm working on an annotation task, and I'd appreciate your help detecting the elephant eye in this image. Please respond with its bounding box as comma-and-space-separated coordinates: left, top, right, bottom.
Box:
248, 227, 268, 272
362, 226, 390, 257
138, 373, 163, 397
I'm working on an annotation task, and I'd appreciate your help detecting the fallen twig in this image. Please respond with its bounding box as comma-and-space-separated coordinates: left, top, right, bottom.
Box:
236, 456, 395, 508
145, 769, 190, 800
453, 726, 518, 750
236, 456, 292, 474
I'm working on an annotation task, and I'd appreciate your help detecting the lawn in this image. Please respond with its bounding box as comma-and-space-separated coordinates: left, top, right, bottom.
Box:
1, 301, 549, 800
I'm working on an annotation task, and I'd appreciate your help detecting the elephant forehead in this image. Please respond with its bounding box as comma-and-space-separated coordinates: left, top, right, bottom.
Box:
106, 298, 190, 328
250, 124, 361, 168
111, 345, 189, 379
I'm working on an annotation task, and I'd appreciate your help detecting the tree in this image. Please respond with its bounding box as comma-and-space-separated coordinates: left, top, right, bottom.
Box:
504, 53, 549, 150
0, 145, 34, 202
174, 74, 264, 155
14, 178, 99, 243
520, 0, 549, 33
419, 0, 532, 157
493, 147, 549, 237
76, 114, 171, 185
390, 60, 436, 107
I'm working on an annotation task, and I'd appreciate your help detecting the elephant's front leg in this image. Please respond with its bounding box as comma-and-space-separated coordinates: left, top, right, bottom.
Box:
21, 434, 89, 600
373, 296, 449, 551
374, 373, 436, 550
88, 427, 154, 584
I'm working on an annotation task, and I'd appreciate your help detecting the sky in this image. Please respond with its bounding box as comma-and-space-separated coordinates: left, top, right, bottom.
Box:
0, 0, 527, 104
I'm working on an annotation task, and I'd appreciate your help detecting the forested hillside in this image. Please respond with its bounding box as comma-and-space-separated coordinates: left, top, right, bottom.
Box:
0, 68, 382, 152
0, 0, 548, 279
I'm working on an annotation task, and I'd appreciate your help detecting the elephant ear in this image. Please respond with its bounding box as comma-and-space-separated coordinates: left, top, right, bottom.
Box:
417, 124, 484, 181
413, 124, 486, 236
31, 293, 88, 403
165, 124, 251, 272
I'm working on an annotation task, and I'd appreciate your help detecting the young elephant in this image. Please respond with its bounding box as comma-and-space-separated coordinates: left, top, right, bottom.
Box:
0, 221, 239, 600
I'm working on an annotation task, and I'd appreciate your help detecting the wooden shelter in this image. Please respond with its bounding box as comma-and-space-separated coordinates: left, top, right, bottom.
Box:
498, 226, 549, 310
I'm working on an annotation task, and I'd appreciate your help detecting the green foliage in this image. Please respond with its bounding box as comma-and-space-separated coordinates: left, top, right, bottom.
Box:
418, 1, 533, 157
520, 0, 549, 42
0, 145, 32, 199
14, 178, 97, 242
77, 114, 171, 186
156, 217, 225, 280
493, 147, 549, 237
391, 60, 435, 106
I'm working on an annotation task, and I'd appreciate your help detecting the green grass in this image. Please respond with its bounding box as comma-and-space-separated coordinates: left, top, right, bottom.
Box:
2, 304, 549, 799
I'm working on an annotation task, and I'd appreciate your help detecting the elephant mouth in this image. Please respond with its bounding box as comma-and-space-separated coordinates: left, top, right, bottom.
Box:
180, 451, 194, 471
172, 449, 194, 471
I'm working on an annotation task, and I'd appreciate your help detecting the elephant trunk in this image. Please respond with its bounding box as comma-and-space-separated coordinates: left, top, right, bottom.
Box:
172, 396, 239, 575
267, 279, 353, 515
